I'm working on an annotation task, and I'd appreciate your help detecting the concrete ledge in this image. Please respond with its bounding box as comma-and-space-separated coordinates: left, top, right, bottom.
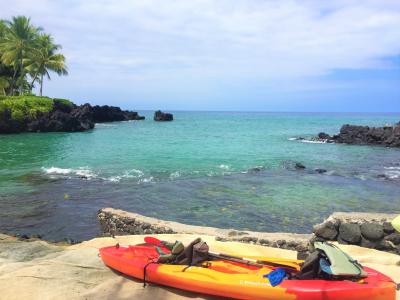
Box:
98, 208, 312, 258
98, 208, 400, 258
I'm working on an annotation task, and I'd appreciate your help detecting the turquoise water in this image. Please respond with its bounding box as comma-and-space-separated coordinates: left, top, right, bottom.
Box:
0, 112, 400, 241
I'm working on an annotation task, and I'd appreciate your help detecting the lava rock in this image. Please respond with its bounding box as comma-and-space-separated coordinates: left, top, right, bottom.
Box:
0, 101, 144, 134
295, 162, 306, 170
0, 109, 25, 133
337, 237, 349, 245
315, 168, 327, 174
154, 110, 173, 121
91, 105, 144, 122
338, 223, 361, 244
318, 132, 332, 140
360, 223, 384, 241
383, 222, 395, 234
313, 222, 338, 240
376, 240, 396, 251
324, 124, 400, 147
360, 237, 379, 249
384, 233, 400, 245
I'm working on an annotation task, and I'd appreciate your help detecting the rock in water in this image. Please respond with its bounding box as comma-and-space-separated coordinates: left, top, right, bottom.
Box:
332, 124, 400, 147
154, 110, 173, 121
318, 132, 332, 140
295, 162, 306, 170
91, 105, 144, 122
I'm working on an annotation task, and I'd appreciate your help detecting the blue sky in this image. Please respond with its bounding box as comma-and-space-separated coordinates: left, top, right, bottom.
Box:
1, 0, 399, 112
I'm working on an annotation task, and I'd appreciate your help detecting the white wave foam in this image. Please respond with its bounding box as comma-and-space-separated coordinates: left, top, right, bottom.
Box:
219, 164, 230, 170
41, 167, 97, 179
288, 137, 298, 141
383, 166, 400, 179
94, 123, 117, 127
169, 171, 181, 179
138, 176, 154, 183
105, 169, 144, 182
301, 140, 327, 144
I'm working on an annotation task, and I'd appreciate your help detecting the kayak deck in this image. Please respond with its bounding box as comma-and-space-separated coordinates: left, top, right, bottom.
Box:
99, 244, 396, 300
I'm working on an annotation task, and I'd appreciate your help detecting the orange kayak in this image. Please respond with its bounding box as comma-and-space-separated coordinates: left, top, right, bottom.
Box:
99, 244, 396, 300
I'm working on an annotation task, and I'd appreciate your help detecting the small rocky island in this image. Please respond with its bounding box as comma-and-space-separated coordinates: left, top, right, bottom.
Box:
154, 110, 173, 121
0, 96, 144, 134
297, 123, 400, 147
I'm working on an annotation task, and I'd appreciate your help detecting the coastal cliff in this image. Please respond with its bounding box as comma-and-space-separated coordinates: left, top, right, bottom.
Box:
0, 96, 144, 134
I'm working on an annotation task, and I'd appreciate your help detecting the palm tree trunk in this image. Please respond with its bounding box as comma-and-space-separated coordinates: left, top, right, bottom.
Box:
19, 57, 24, 95
30, 72, 39, 91
40, 73, 43, 96
9, 67, 18, 96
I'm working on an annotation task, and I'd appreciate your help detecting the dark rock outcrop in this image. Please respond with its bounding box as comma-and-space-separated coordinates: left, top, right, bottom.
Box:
295, 162, 306, 170
154, 110, 173, 121
0, 109, 25, 133
27, 105, 94, 132
317, 123, 400, 147
0, 100, 145, 134
318, 132, 332, 140
91, 105, 144, 123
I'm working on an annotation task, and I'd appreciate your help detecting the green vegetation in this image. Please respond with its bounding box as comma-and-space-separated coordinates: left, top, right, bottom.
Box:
0, 16, 67, 96
0, 95, 73, 121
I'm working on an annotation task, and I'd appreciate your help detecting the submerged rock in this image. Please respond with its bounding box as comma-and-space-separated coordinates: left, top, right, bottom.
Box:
154, 110, 173, 121
295, 162, 306, 170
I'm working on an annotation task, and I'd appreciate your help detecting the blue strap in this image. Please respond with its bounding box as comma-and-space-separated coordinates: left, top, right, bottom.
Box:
264, 268, 287, 287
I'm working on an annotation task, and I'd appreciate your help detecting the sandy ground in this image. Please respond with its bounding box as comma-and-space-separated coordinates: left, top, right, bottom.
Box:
0, 233, 398, 300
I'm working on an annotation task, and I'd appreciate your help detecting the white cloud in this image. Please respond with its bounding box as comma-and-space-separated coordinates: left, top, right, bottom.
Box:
0, 0, 399, 107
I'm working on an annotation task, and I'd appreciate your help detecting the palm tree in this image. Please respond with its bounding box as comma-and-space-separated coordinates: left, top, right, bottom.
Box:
0, 76, 9, 95
0, 16, 41, 95
25, 34, 68, 96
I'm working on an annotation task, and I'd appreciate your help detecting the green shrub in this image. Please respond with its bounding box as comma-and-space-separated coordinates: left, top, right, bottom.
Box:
53, 98, 74, 107
0, 96, 75, 121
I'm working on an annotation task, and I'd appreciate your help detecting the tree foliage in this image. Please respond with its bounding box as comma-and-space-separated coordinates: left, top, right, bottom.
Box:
0, 16, 67, 96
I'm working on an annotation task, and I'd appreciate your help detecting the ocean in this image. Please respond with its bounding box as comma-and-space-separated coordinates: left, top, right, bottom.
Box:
0, 111, 399, 241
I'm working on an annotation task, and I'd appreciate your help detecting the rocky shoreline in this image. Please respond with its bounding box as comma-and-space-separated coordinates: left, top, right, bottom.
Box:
97, 208, 400, 259
2, 232, 398, 300
296, 123, 400, 147
0, 99, 145, 134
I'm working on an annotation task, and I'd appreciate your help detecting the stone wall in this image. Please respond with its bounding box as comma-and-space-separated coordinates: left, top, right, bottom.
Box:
98, 208, 311, 259
98, 208, 400, 258
312, 212, 400, 254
